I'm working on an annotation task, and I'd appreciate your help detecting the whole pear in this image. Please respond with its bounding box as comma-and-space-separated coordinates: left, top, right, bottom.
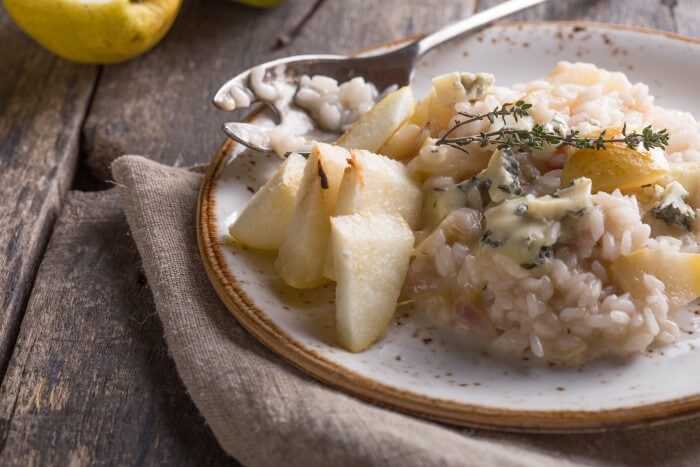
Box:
4, 0, 182, 64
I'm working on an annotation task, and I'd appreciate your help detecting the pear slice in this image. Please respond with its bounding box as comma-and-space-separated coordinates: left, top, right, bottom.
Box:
335, 150, 423, 227
5, 0, 181, 64
336, 86, 415, 152
562, 145, 669, 194
275, 143, 349, 288
609, 247, 700, 310
377, 123, 426, 160
228, 153, 306, 251
331, 212, 414, 352
324, 149, 423, 280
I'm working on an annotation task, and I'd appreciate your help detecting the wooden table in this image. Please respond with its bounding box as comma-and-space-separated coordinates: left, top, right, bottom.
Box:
0, 0, 697, 464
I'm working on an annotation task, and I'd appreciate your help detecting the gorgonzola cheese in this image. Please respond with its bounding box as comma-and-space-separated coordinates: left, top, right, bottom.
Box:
477, 149, 523, 203
480, 177, 593, 271
652, 181, 697, 230
431, 72, 495, 106
482, 198, 559, 272
527, 177, 593, 220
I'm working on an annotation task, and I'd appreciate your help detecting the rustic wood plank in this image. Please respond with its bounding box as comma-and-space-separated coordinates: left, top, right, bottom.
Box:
0, 190, 236, 466
674, 0, 700, 37
83, 0, 477, 179
0, 8, 98, 380
477, 0, 677, 31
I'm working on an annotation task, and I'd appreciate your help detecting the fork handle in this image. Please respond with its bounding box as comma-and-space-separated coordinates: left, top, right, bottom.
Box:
414, 0, 549, 57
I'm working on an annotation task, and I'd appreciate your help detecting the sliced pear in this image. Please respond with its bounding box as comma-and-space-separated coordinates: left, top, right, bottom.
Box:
228, 153, 306, 251
336, 86, 415, 152
609, 247, 700, 310
562, 145, 669, 194
335, 150, 423, 227
4, 0, 181, 64
331, 212, 415, 352
323, 149, 423, 280
377, 123, 426, 160
426, 88, 456, 136
407, 97, 430, 128
275, 143, 349, 288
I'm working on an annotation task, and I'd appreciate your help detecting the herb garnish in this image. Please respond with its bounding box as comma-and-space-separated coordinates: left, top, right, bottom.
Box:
438, 101, 533, 144
436, 101, 669, 154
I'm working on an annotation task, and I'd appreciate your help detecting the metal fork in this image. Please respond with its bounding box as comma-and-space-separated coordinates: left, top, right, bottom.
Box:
215, 0, 548, 153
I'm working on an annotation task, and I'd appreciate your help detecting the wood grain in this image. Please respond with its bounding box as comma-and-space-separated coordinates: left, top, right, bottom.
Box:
0, 190, 235, 466
82, 0, 698, 180
2, 0, 698, 463
0, 8, 98, 380
477, 0, 677, 30
674, 0, 700, 36
82, 0, 477, 179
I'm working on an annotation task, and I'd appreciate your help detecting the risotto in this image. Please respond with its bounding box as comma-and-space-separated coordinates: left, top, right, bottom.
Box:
403, 62, 700, 362
228, 61, 700, 360
294, 75, 384, 132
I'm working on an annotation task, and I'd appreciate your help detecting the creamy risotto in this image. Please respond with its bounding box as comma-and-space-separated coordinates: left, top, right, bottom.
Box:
228, 62, 700, 362
404, 62, 700, 362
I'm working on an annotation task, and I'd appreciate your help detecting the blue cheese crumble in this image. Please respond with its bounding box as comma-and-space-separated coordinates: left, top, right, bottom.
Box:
481, 178, 593, 272
652, 181, 697, 231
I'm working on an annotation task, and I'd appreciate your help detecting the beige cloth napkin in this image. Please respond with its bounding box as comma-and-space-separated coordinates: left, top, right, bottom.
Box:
112, 154, 700, 467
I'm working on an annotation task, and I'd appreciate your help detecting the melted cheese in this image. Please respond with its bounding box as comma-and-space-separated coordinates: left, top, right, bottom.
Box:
478, 150, 522, 204
669, 162, 700, 206
481, 177, 593, 272
652, 180, 696, 230
482, 198, 559, 273
527, 178, 593, 220
431, 72, 495, 106
659, 181, 691, 208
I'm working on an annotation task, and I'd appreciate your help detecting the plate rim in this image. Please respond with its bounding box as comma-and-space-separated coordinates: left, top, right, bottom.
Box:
197, 21, 700, 433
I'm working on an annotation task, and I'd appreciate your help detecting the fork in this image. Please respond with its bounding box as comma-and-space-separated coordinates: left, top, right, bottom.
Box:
215, 0, 548, 153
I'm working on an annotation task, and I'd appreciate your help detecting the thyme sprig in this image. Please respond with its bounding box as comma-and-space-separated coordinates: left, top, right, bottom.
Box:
437, 100, 532, 145
437, 102, 670, 154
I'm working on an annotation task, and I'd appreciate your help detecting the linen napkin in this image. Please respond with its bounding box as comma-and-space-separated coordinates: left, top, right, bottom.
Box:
111, 154, 700, 467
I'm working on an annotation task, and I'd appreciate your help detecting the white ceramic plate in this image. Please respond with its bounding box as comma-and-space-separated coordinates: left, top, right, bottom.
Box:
198, 22, 700, 432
